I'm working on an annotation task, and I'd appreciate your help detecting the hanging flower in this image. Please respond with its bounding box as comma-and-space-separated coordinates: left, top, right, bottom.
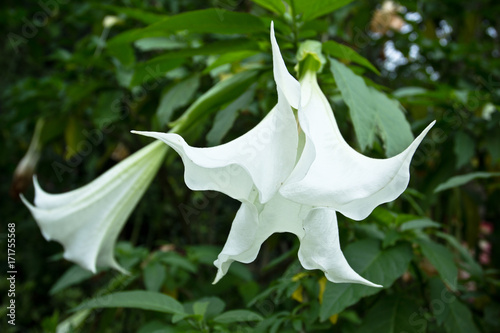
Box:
134, 23, 434, 286
21, 140, 168, 273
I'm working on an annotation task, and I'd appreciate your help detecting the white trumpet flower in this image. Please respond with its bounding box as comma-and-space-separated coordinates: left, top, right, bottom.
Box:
280, 59, 436, 221
21, 140, 167, 273
133, 23, 434, 287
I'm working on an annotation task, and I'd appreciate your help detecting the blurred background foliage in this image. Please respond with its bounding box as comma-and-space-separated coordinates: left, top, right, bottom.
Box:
1, 0, 499, 332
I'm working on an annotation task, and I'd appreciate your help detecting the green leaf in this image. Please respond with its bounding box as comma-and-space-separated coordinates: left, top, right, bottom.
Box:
49, 265, 94, 295
204, 50, 260, 74
144, 262, 166, 292
137, 320, 176, 333
434, 172, 500, 192
107, 42, 135, 67
392, 87, 429, 98
357, 295, 420, 333
400, 219, 441, 231
72, 291, 185, 315
294, 0, 354, 21
430, 278, 480, 333
213, 310, 264, 324
206, 87, 255, 146
55, 309, 91, 333
157, 75, 200, 127
320, 239, 413, 321
130, 58, 184, 88
436, 232, 483, 278
108, 9, 266, 46
369, 87, 415, 156
99, 4, 167, 24
383, 229, 402, 248
171, 70, 259, 133
193, 301, 209, 317
134, 37, 187, 51
453, 131, 475, 169
131, 39, 259, 87
195, 297, 226, 319
251, 0, 286, 14
159, 252, 197, 273
91, 90, 124, 129
322, 41, 380, 75
416, 238, 457, 290
186, 245, 220, 265
330, 58, 414, 156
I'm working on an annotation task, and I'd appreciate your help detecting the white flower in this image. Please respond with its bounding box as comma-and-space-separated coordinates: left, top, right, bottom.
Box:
280, 58, 435, 222
133, 23, 434, 287
21, 140, 167, 273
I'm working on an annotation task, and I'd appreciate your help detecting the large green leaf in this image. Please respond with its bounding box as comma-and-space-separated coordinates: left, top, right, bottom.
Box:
358, 295, 420, 333
72, 290, 185, 315
130, 39, 259, 87
171, 70, 259, 132
293, 0, 354, 21
319, 239, 413, 321
416, 237, 457, 290
430, 279, 480, 333
370, 87, 415, 156
434, 172, 500, 192
109, 9, 266, 46
322, 41, 380, 75
330, 58, 414, 156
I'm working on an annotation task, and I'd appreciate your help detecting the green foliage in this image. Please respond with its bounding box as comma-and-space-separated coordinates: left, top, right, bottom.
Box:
2, 0, 499, 332
72, 290, 185, 315
330, 57, 414, 156
320, 239, 414, 320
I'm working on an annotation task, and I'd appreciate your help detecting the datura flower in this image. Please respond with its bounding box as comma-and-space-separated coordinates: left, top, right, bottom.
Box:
133, 23, 434, 287
21, 140, 167, 273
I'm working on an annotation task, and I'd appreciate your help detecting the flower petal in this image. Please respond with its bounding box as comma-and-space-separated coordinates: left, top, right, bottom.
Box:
133, 24, 299, 204
213, 194, 307, 283
21, 140, 167, 273
281, 71, 435, 220
133, 91, 297, 204
297, 208, 381, 287
270, 21, 300, 109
